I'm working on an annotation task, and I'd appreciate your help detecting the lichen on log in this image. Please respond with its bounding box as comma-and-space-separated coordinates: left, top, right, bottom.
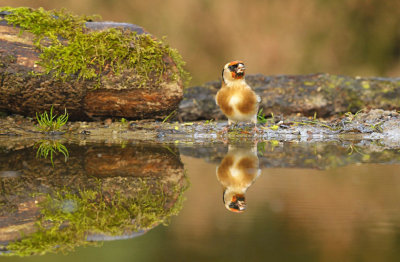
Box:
0, 7, 190, 120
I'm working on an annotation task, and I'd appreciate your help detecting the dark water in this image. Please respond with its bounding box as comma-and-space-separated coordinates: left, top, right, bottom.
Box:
1, 140, 400, 261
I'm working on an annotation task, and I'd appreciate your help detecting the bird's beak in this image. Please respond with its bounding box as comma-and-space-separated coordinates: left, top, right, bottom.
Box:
237, 200, 246, 211
236, 64, 246, 74
228, 194, 247, 212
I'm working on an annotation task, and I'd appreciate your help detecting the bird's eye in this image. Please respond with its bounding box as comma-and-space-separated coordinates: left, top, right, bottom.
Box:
229, 202, 238, 209
228, 64, 238, 71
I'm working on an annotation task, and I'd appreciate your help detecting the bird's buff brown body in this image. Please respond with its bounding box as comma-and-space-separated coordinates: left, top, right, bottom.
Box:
216, 61, 260, 125
216, 81, 258, 123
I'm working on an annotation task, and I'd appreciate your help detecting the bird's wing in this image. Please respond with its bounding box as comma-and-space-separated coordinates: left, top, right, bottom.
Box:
215, 92, 219, 106
216, 81, 226, 106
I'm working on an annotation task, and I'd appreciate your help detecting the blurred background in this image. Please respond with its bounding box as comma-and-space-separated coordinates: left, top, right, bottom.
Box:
2, 0, 400, 85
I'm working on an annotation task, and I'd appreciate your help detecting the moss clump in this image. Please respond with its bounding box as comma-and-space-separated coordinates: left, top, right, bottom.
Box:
4, 178, 187, 256
0, 7, 190, 87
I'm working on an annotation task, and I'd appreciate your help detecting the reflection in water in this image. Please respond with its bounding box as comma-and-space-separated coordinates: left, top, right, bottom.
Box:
173, 142, 400, 262
35, 140, 69, 167
3, 140, 400, 261
180, 140, 400, 170
216, 143, 260, 213
0, 143, 188, 256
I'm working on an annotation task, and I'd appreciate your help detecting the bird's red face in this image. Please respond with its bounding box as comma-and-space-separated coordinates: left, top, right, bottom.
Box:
228, 194, 246, 213
227, 61, 246, 79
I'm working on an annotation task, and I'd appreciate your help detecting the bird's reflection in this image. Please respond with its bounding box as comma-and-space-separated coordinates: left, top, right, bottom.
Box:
216, 143, 261, 213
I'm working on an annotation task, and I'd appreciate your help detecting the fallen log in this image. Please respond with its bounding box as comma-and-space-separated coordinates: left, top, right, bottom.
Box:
179, 74, 400, 121
0, 7, 189, 120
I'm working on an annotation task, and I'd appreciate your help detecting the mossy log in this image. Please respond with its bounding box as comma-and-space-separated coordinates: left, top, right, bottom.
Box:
0, 143, 186, 255
179, 74, 400, 120
0, 10, 185, 120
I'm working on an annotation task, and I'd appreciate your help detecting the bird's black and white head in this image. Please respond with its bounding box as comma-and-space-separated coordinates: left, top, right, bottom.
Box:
223, 190, 247, 213
222, 60, 246, 85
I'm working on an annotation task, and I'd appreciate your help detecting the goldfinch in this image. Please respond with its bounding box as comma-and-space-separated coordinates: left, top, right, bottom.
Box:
216, 143, 261, 212
215, 61, 261, 131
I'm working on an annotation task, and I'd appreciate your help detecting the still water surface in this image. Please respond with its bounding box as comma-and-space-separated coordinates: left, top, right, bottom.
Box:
1, 141, 400, 261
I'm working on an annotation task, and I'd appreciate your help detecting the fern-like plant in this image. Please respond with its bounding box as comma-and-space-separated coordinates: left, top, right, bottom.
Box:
36, 106, 68, 132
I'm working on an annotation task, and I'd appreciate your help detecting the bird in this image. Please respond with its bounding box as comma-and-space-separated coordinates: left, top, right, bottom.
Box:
215, 61, 261, 132
216, 143, 261, 213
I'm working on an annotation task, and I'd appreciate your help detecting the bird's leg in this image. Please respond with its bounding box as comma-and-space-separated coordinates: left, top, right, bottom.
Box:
252, 138, 262, 149
231, 121, 238, 130
220, 120, 233, 134
252, 125, 260, 134
218, 136, 229, 145
220, 126, 229, 134
251, 117, 260, 134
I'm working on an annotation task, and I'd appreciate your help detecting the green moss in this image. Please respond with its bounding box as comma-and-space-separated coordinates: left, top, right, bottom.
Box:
303, 81, 315, 86
4, 178, 188, 256
0, 7, 190, 87
361, 81, 370, 89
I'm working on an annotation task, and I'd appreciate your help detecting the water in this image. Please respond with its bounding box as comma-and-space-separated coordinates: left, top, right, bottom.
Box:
1, 140, 400, 261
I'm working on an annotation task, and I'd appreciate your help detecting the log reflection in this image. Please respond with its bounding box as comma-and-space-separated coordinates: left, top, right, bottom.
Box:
0, 143, 187, 256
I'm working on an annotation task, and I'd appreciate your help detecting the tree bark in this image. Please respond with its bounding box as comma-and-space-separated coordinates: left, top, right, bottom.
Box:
0, 17, 183, 120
